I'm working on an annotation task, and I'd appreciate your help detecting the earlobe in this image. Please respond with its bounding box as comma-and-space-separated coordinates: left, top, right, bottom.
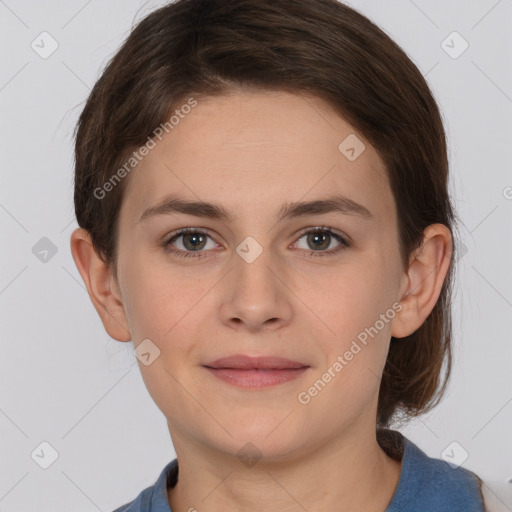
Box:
391, 224, 453, 339
70, 228, 132, 342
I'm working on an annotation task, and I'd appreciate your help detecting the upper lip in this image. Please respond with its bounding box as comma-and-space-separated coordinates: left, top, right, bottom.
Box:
204, 354, 309, 370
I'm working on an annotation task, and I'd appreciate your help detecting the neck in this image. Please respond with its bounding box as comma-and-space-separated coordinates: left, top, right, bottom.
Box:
167, 426, 403, 512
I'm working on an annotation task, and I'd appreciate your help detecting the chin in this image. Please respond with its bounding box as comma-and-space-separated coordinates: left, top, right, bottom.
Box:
215, 414, 306, 460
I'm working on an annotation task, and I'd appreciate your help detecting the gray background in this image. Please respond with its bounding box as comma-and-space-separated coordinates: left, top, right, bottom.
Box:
0, 0, 511, 510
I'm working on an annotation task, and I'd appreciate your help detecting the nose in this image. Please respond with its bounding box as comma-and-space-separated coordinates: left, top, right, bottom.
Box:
219, 237, 294, 333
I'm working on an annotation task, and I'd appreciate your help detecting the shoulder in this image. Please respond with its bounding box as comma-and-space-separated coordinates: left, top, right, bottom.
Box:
112, 486, 153, 512
111, 459, 178, 512
381, 430, 486, 512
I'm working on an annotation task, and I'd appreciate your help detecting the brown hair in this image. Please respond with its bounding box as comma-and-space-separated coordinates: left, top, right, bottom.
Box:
73, 0, 461, 428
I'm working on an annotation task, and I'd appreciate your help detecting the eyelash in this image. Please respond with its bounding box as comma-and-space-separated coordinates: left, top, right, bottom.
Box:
163, 226, 350, 259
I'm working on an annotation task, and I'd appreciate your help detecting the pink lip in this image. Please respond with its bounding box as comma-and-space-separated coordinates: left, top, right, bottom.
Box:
205, 354, 307, 370
203, 355, 310, 389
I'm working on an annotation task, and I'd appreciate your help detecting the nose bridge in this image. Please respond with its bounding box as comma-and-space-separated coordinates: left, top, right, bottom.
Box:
233, 233, 277, 287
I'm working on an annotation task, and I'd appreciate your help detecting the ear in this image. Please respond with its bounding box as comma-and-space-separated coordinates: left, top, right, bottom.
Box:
70, 227, 131, 342
391, 223, 453, 339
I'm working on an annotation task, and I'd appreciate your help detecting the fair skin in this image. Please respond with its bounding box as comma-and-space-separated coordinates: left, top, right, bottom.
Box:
71, 90, 452, 512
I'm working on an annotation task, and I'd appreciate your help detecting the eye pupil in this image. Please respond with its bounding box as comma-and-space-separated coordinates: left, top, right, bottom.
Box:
308, 232, 330, 250
184, 233, 206, 250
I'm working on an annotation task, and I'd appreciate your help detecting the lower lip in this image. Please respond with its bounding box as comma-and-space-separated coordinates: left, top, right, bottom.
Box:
204, 367, 309, 388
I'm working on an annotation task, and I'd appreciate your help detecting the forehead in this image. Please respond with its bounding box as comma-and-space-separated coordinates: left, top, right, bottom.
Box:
120, 90, 394, 227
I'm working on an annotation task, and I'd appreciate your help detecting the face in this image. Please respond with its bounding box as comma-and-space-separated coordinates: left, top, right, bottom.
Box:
113, 90, 407, 460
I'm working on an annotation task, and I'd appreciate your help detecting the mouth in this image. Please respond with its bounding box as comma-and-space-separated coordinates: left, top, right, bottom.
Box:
203, 354, 310, 389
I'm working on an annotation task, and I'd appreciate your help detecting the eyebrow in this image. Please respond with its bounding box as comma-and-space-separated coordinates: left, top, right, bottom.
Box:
138, 194, 373, 224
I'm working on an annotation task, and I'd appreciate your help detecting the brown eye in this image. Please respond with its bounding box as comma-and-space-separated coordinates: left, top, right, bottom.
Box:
293, 228, 350, 257
178, 232, 208, 251
164, 226, 349, 260
164, 229, 217, 259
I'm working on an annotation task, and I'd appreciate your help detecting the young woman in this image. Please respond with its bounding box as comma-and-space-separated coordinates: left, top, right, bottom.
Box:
70, 0, 490, 510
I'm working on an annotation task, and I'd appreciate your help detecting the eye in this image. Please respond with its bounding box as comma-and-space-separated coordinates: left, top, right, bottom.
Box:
292, 227, 350, 257
163, 226, 350, 259
164, 228, 218, 259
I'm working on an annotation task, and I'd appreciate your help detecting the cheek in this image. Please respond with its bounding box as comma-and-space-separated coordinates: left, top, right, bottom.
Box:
123, 269, 201, 412
121, 264, 215, 376
303, 264, 396, 401
301, 262, 392, 343
119, 252, 190, 335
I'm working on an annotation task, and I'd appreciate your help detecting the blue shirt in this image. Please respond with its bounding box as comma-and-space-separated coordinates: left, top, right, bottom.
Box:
112, 429, 485, 511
